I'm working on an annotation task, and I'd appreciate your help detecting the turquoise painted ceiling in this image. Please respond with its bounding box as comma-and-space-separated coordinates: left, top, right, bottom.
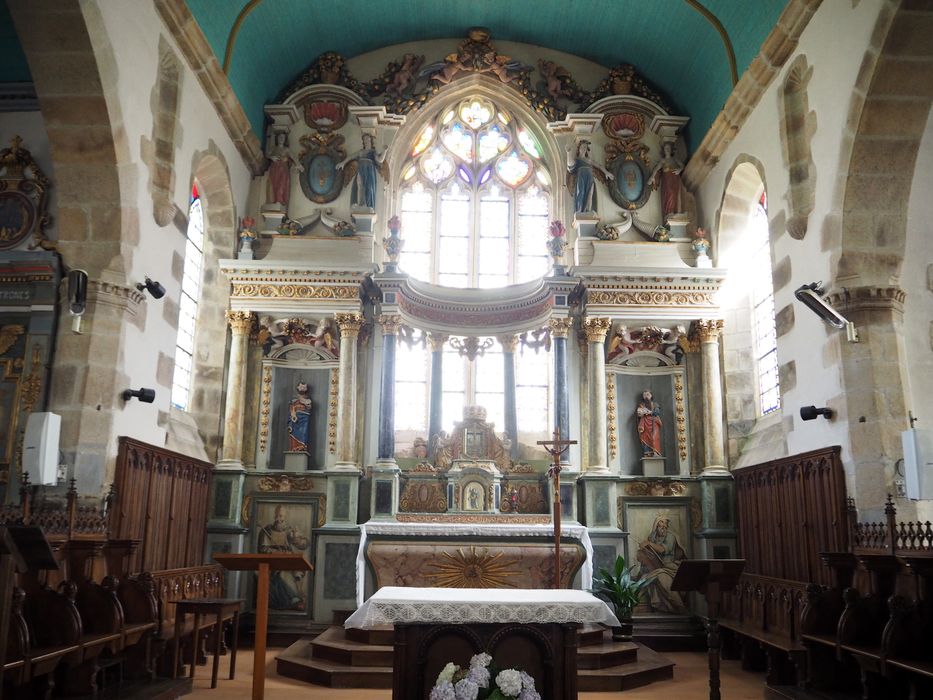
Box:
0, 0, 32, 83
186, 0, 788, 149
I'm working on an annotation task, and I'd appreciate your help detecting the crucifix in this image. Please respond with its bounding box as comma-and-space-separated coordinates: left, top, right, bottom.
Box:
537, 426, 577, 589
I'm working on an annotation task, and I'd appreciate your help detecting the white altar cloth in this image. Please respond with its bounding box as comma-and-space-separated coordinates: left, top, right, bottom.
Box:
345, 586, 620, 629
355, 520, 595, 606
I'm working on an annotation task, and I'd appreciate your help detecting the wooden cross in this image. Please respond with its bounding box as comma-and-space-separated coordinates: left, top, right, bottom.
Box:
537, 426, 577, 589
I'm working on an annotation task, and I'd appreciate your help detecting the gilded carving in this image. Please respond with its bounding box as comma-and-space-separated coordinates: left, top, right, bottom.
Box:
696, 319, 724, 342
241, 491, 326, 528
587, 291, 714, 306
328, 368, 338, 454
378, 313, 402, 335
399, 480, 448, 513
0, 326, 24, 356
547, 317, 573, 339
623, 480, 688, 496
674, 374, 687, 461
449, 336, 494, 360
582, 316, 612, 343
607, 373, 617, 461
225, 310, 255, 334
500, 482, 548, 514
497, 334, 519, 353
335, 311, 364, 338
692, 498, 703, 533
231, 283, 359, 300
502, 463, 536, 474
427, 332, 449, 352
395, 513, 551, 525
19, 345, 42, 416
257, 473, 317, 492
0, 136, 52, 250
259, 366, 272, 453
424, 547, 521, 588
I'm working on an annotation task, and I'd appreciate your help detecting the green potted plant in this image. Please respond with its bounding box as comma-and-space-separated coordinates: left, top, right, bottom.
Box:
592, 555, 647, 640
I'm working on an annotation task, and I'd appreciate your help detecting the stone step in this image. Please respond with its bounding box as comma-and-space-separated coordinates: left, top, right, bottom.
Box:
276, 639, 393, 689
577, 639, 639, 669
310, 626, 394, 667
345, 624, 394, 646
577, 644, 675, 692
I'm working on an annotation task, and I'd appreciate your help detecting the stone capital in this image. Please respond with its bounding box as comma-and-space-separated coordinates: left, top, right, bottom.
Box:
497, 334, 519, 353
377, 313, 402, 336
826, 286, 905, 317
427, 332, 449, 352
582, 317, 612, 343
225, 310, 255, 335
548, 317, 573, 339
696, 319, 724, 343
335, 311, 365, 338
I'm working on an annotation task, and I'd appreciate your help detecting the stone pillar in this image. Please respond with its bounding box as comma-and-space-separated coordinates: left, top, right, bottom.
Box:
220, 310, 254, 464
427, 333, 447, 451
377, 314, 401, 465
548, 317, 573, 464
498, 334, 519, 459
582, 317, 612, 473
334, 311, 364, 470
698, 319, 727, 474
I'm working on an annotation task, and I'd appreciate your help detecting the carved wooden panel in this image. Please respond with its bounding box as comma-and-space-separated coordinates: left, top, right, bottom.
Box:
112, 437, 213, 573
149, 564, 225, 634
733, 446, 847, 587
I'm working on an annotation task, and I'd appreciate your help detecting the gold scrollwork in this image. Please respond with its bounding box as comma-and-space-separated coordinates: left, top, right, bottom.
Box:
399, 480, 448, 513
587, 291, 714, 307
424, 546, 521, 588
674, 374, 687, 462
328, 368, 338, 454
623, 480, 688, 496
231, 283, 359, 300
607, 373, 617, 461
257, 473, 317, 492
19, 345, 42, 416
260, 366, 272, 454
240, 491, 326, 528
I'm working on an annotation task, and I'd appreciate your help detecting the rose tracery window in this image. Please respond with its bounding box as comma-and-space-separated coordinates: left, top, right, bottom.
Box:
398, 98, 551, 288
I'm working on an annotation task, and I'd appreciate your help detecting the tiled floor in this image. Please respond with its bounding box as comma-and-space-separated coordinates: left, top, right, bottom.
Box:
186, 646, 767, 699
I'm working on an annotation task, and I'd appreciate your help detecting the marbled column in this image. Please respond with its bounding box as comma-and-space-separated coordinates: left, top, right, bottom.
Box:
220, 310, 254, 463
548, 317, 573, 464
377, 314, 401, 463
335, 312, 364, 469
582, 317, 612, 473
698, 319, 727, 474
498, 334, 519, 459
427, 333, 447, 452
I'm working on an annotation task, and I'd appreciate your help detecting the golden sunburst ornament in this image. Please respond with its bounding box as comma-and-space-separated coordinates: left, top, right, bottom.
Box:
424, 546, 521, 588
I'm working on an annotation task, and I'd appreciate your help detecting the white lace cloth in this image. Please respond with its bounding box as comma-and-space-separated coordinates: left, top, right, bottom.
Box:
344, 586, 620, 629
355, 521, 595, 606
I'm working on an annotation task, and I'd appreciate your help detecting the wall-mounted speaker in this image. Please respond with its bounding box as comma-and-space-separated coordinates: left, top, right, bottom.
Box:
23, 412, 61, 486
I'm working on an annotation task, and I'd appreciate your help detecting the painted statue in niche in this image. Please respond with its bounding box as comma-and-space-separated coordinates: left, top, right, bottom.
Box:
566, 139, 612, 214
287, 382, 312, 454
633, 514, 687, 613
265, 130, 303, 209
636, 390, 663, 457
345, 133, 388, 211
257, 505, 310, 610
650, 140, 685, 222
463, 482, 485, 511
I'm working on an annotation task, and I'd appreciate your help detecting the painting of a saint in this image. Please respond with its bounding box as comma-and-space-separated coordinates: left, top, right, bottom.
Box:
633, 514, 687, 613
287, 382, 312, 454
463, 482, 485, 511
257, 505, 310, 611
636, 390, 663, 457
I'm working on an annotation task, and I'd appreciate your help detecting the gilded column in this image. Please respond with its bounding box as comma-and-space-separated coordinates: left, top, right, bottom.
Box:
220, 310, 254, 463
335, 312, 364, 470
582, 317, 612, 473
548, 317, 573, 463
698, 319, 727, 474
377, 314, 401, 464
498, 334, 519, 459
427, 332, 447, 454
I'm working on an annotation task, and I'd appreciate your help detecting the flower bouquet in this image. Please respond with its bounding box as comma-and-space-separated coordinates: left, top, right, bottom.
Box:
429, 652, 541, 700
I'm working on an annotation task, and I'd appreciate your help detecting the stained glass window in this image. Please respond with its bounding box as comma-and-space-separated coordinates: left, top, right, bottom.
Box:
398, 97, 551, 289
172, 184, 204, 410
751, 192, 780, 415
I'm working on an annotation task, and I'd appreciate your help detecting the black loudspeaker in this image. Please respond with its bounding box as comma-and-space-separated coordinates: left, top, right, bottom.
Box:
67, 269, 88, 315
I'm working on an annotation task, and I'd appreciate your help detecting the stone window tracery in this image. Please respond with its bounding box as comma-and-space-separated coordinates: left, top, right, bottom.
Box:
172, 183, 204, 410
750, 192, 780, 415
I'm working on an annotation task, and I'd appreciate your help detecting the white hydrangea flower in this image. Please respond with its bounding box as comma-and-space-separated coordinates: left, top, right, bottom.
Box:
430, 679, 456, 700
437, 662, 458, 683
454, 677, 479, 700
470, 652, 492, 668
495, 669, 523, 696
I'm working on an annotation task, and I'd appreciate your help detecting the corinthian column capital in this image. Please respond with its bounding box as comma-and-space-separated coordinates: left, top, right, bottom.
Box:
335, 311, 365, 338
225, 310, 255, 335
378, 314, 402, 335
696, 319, 724, 343
582, 316, 612, 343
548, 317, 573, 339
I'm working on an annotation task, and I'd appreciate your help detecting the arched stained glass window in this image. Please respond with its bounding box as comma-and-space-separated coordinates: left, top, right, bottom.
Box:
750, 192, 780, 415
398, 98, 551, 288
172, 183, 204, 410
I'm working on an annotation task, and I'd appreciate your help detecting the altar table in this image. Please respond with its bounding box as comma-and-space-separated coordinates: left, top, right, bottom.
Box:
347, 587, 618, 700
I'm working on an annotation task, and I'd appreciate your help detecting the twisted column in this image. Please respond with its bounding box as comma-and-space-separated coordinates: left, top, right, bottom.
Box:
221, 310, 254, 463
334, 312, 364, 469
548, 317, 573, 464
582, 317, 612, 473
698, 319, 727, 474
377, 314, 401, 463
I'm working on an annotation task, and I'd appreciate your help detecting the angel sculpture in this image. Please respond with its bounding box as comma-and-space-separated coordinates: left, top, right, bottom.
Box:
343, 133, 389, 211
386, 53, 425, 97
538, 59, 572, 100
566, 139, 613, 214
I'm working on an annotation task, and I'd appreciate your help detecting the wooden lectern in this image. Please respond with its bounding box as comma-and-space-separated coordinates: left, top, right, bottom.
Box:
671, 559, 745, 700
214, 553, 314, 700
